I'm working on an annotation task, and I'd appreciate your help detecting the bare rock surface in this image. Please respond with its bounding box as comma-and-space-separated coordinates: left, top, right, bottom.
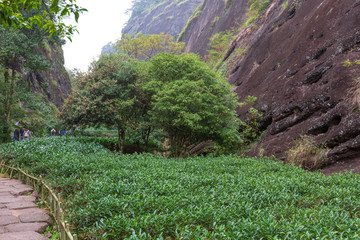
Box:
198, 0, 360, 173
0, 178, 51, 240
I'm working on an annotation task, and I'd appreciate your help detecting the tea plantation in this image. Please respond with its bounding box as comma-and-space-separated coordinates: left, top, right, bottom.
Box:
1, 138, 360, 239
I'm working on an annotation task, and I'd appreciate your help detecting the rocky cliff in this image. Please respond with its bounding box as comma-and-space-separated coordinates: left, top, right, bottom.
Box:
122, 0, 202, 38
178, 0, 250, 56
26, 41, 71, 109
216, 0, 359, 170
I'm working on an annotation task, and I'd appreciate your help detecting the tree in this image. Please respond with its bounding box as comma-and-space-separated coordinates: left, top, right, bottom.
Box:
113, 33, 185, 61
61, 54, 142, 151
0, 0, 87, 39
0, 26, 50, 142
144, 52, 240, 156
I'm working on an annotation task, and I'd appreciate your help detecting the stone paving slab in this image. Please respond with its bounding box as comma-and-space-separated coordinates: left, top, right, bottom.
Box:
0, 196, 18, 204
11, 208, 49, 217
18, 195, 37, 202
0, 216, 19, 226
0, 178, 51, 239
5, 222, 48, 233
19, 212, 52, 224
0, 209, 12, 216
5, 201, 38, 210
0, 231, 49, 240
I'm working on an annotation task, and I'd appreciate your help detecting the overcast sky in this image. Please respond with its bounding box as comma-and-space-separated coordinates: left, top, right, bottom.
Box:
62, 0, 133, 71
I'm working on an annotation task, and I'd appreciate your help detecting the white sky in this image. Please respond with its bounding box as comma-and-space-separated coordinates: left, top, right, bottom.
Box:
62, 0, 133, 71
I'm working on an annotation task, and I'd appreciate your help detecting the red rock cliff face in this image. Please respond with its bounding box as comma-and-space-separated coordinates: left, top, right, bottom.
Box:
25, 42, 71, 109
122, 0, 202, 38
221, 0, 360, 166
179, 0, 250, 56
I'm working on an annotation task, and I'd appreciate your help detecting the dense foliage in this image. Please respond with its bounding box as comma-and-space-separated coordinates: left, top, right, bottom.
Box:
145, 52, 240, 155
0, 23, 62, 142
113, 33, 185, 60
1, 138, 360, 239
61, 54, 142, 151
0, 0, 87, 39
63, 34, 239, 155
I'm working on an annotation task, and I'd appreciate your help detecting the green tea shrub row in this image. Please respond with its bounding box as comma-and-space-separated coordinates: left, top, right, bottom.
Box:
1, 138, 360, 239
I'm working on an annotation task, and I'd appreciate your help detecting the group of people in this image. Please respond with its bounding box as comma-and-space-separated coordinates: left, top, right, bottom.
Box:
51, 128, 67, 137
12, 127, 32, 142
12, 127, 67, 142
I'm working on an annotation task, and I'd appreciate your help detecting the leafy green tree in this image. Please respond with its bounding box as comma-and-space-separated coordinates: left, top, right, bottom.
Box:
0, 0, 87, 39
144, 52, 240, 156
0, 26, 50, 141
113, 33, 185, 60
61, 54, 142, 151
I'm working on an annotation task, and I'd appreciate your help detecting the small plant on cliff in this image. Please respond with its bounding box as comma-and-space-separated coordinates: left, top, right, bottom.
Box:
224, 0, 234, 12
177, 0, 204, 41
281, 1, 289, 12
285, 135, 329, 171
205, 30, 235, 70
243, 0, 273, 27
343, 59, 360, 108
238, 96, 263, 145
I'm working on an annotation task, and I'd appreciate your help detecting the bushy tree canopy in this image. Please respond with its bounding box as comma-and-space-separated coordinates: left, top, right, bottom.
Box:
61, 54, 141, 150
0, 0, 86, 39
113, 33, 185, 60
145, 52, 240, 155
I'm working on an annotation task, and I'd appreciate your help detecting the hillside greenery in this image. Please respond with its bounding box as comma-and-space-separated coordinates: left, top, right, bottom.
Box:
1, 137, 360, 239
0, 0, 86, 40
0, 22, 64, 142
62, 33, 240, 156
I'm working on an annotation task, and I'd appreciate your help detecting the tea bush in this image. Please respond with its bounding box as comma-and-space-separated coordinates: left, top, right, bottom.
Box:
1, 138, 360, 239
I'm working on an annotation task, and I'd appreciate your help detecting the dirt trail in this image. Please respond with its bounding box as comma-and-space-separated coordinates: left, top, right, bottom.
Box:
0, 178, 52, 240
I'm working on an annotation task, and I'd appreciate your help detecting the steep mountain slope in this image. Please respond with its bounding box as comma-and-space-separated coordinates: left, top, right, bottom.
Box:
27, 41, 71, 108
178, 0, 250, 56
215, 0, 359, 169
122, 0, 202, 38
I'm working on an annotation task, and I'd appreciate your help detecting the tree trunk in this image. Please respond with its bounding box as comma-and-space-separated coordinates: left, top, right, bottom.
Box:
3, 69, 10, 123
117, 125, 126, 153
5, 69, 16, 122
142, 126, 152, 147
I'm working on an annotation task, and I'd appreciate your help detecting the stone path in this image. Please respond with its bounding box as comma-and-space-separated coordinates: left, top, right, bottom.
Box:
0, 178, 52, 240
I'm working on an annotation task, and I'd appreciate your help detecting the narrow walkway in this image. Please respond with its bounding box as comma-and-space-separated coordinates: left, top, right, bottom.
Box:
0, 178, 52, 240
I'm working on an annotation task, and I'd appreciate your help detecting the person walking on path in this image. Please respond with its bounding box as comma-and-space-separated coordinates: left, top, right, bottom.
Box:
20, 127, 24, 141
13, 127, 20, 142
51, 128, 56, 137
23, 127, 32, 140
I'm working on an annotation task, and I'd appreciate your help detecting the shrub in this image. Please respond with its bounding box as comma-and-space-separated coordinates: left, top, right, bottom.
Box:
243, 0, 273, 27
1, 138, 360, 239
205, 30, 235, 70
285, 135, 329, 170
145, 52, 240, 156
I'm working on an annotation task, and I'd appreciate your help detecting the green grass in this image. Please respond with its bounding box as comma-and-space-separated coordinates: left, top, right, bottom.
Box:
1, 137, 360, 239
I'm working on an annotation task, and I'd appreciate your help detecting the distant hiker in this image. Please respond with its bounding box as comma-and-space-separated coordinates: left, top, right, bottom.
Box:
13, 127, 20, 142
20, 127, 24, 140
23, 127, 32, 140
51, 128, 56, 137
61, 130, 67, 136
